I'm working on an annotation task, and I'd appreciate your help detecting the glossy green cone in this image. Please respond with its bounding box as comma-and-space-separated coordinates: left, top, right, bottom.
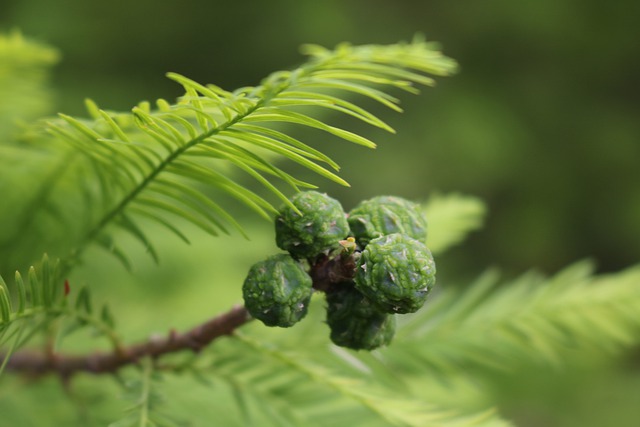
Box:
348, 196, 427, 247
276, 191, 349, 259
355, 233, 436, 314
326, 285, 395, 350
243, 254, 313, 327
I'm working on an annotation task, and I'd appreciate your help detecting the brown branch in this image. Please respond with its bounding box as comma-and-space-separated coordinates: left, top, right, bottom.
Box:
5, 305, 251, 378
309, 252, 358, 292
3, 251, 358, 379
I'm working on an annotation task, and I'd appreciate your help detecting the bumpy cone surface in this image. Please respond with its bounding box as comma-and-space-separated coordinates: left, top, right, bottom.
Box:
355, 233, 436, 314
276, 191, 349, 259
348, 196, 427, 247
326, 284, 395, 350
243, 253, 313, 327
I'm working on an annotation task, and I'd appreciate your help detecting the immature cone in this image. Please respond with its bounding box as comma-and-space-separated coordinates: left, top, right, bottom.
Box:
275, 191, 349, 259
348, 196, 427, 247
355, 233, 436, 314
326, 284, 395, 350
242, 253, 313, 327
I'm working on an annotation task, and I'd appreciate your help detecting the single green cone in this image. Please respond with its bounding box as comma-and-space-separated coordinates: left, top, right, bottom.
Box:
348, 195, 427, 247
276, 191, 349, 259
326, 284, 395, 350
243, 253, 313, 327
355, 233, 436, 314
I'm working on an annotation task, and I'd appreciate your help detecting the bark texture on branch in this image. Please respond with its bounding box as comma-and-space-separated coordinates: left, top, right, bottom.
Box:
5, 305, 250, 378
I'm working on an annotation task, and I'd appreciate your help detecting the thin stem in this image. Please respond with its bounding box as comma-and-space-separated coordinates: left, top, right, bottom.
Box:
138, 358, 153, 427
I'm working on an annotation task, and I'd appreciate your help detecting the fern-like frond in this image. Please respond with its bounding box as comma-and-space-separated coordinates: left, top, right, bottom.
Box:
0, 255, 122, 376
259, 261, 640, 418
0, 254, 62, 334
183, 332, 511, 427
108, 358, 180, 427
0, 254, 63, 375
7, 38, 456, 272
390, 262, 640, 374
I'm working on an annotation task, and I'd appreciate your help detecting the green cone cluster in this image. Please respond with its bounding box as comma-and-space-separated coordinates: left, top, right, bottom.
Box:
242, 192, 436, 351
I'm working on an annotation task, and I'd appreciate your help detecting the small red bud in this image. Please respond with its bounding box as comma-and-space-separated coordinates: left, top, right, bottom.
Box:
64, 280, 70, 297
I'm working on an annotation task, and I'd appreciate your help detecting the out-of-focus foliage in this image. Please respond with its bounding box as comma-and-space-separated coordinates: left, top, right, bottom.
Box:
424, 193, 486, 254
0, 30, 58, 139
1, 2, 639, 426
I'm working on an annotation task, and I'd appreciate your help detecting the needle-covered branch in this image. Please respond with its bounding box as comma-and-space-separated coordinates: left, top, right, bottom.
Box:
4, 252, 358, 378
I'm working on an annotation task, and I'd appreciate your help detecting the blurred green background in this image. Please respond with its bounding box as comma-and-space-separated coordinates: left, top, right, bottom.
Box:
1, 1, 639, 426
2, 0, 638, 278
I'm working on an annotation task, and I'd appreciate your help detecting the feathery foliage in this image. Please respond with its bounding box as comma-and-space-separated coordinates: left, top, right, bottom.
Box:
391, 261, 640, 374
2, 32, 639, 427
0, 254, 63, 359
108, 358, 176, 427
0, 35, 456, 280
209, 333, 510, 427
0, 253, 120, 377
